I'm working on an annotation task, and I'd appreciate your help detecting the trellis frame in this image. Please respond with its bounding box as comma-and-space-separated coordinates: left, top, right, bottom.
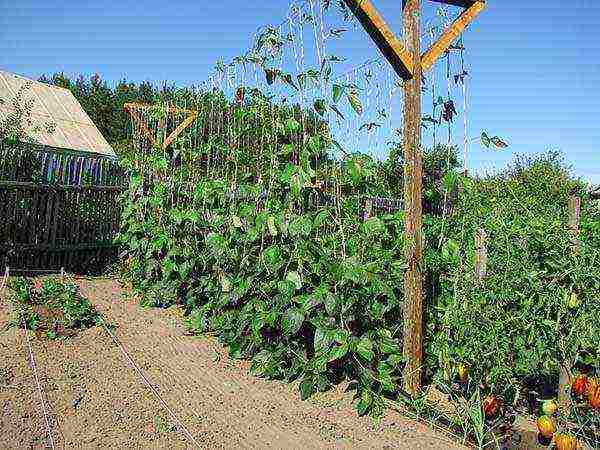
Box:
342, 0, 486, 396
123, 102, 199, 150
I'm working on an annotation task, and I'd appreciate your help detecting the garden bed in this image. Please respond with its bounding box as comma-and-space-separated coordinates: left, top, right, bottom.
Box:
1, 277, 467, 449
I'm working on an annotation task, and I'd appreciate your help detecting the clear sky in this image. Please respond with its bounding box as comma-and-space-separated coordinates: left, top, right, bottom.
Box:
1, 0, 599, 183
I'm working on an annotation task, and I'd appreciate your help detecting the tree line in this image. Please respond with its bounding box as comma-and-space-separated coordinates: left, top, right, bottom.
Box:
38, 73, 182, 156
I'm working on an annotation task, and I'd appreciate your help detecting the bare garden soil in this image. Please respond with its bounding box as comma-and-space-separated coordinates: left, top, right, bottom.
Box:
1, 277, 470, 449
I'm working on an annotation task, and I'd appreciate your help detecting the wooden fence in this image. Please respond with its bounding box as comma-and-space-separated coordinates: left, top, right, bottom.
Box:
0, 181, 123, 273
0, 145, 125, 186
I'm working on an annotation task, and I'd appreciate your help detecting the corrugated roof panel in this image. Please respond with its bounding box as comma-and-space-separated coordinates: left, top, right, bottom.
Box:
24, 118, 64, 149
33, 84, 70, 120
1, 72, 50, 119
79, 123, 113, 155
51, 88, 92, 124
0, 70, 116, 158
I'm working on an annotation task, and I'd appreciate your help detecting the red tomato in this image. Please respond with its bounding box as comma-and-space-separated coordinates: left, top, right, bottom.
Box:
482, 395, 501, 419
571, 374, 589, 397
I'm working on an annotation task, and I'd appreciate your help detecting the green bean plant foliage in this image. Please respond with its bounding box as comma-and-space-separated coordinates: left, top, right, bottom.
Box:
117, 90, 411, 418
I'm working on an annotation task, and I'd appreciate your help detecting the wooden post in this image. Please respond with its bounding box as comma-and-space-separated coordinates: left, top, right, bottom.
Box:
475, 228, 487, 282
401, 0, 424, 396
558, 195, 581, 410
568, 195, 581, 255
343, 0, 485, 396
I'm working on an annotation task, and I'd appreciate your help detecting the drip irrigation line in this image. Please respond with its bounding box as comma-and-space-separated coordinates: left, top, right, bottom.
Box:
2, 267, 56, 450
61, 269, 201, 448
98, 320, 202, 448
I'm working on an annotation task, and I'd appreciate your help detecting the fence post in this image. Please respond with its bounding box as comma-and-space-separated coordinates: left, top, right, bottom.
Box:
364, 198, 373, 220
475, 228, 487, 282
558, 195, 581, 410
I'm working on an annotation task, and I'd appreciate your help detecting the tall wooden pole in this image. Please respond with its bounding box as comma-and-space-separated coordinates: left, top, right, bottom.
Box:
343, 0, 485, 397
401, 0, 424, 396
558, 194, 581, 411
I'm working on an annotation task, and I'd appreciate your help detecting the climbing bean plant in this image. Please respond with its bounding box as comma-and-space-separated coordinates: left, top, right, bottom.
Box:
118, 90, 410, 418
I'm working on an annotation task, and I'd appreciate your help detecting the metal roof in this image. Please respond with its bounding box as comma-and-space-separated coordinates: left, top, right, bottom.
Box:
0, 70, 116, 158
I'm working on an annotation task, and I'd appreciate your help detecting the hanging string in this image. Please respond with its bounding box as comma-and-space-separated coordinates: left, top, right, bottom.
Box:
460, 38, 470, 174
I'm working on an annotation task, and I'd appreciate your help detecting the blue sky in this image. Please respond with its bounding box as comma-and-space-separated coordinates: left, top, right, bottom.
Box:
1, 0, 599, 183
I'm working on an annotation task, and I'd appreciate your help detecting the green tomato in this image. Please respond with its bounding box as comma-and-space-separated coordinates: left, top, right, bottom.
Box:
568, 292, 580, 309
541, 399, 558, 416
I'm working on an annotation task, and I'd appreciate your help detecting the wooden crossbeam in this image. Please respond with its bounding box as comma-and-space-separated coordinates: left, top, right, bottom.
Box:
421, 0, 485, 73
162, 111, 198, 149
342, 0, 414, 80
124, 102, 198, 150
125, 104, 157, 147
123, 102, 196, 115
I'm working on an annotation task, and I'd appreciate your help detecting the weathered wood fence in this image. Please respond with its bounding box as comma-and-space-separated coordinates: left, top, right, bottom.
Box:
0, 181, 123, 272
0, 145, 124, 186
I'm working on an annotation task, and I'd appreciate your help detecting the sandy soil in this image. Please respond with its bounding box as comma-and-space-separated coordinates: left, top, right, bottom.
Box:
1, 277, 467, 449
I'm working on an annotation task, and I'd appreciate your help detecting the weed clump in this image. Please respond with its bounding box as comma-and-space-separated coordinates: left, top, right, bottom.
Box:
8, 276, 100, 338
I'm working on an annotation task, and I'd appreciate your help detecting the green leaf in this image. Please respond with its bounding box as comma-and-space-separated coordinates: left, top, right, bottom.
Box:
347, 88, 363, 115
265, 68, 278, 85
362, 217, 385, 235
323, 291, 338, 315
356, 389, 372, 416
281, 73, 298, 91
480, 131, 491, 148
262, 245, 282, 269
441, 239, 460, 260
286, 271, 302, 290
332, 83, 344, 103
328, 343, 349, 361
299, 377, 315, 400
491, 135, 508, 149
282, 307, 304, 336
356, 337, 375, 362
313, 99, 326, 116
313, 327, 332, 353
285, 117, 301, 134
313, 209, 330, 228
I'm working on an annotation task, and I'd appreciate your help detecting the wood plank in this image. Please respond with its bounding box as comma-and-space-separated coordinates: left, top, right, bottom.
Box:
162, 112, 198, 150
558, 195, 582, 412
342, 0, 414, 80
0, 242, 119, 252
124, 105, 157, 147
50, 188, 61, 246
27, 187, 41, 245
421, 0, 485, 73
43, 189, 55, 246
402, 0, 424, 397
568, 195, 581, 255
0, 180, 124, 192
